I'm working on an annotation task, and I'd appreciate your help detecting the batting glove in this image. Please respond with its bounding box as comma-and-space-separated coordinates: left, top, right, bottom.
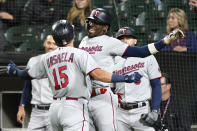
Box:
140, 110, 159, 126
125, 72, 142, 83
7, 61, 19, 76
163, 29, 184, 45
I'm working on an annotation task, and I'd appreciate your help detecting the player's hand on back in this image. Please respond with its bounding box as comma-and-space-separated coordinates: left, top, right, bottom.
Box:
125, 72, 142, 83
163, 29, 184, 45
17, 106, 26, 124
7, 60, 18, 76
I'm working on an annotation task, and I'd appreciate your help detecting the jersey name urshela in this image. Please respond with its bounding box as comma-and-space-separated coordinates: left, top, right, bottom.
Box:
47, 52, 74, 68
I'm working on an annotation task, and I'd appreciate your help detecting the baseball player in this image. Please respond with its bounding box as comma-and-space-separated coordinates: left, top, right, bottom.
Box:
113, 27, 162, 131
7, 20, 142, 131
78, 8, 183, 131
17, 35, 57, 131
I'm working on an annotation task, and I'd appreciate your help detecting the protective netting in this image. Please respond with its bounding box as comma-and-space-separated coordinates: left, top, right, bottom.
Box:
0, 0, 197, 130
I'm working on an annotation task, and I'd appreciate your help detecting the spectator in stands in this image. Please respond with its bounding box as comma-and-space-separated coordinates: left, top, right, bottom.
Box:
189, 0, 197, 15
161, 8, 197, 53
153, 0, 162, 5
154, 73, 191, 131
67, 0, 92, 32
0, 0, 21, 51
21, 0, 63, 27
66, 0, 92, 47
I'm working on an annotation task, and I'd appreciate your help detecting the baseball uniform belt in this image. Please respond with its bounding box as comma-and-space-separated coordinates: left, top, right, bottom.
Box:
53, 97, 78, 101
91, 88, 107, 97
32, 104, 50, 110
119, 101, 147, 110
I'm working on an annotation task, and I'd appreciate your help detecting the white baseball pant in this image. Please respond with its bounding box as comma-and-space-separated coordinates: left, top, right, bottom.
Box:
49, 98, 89, 131
28, 107, 52, 131
116, 102, 155, 131
88, 88, 118, 131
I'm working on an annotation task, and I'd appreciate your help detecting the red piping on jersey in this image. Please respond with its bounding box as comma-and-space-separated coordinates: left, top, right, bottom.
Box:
109, 92, 117, 131
122, 45, 129, 57
91, 88, 107, 96
151, 77, 161, 80
87, 68, 100, 75
82, 104, 85, 131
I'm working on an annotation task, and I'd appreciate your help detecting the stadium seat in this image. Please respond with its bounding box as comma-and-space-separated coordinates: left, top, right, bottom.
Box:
15, 39, 43, 52
16, 0, 28, 7
163, 0, 187, 9
40, 26, 52, 41
92, 0, 111, 8
5, 25, 41, 45
145, 9, 167, 31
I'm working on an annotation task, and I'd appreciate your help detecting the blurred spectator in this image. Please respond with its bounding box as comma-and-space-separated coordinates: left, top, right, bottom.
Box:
161, 8, 197, 53
0, 0, 21, 51
66, 0, 92, 47
22, 0, 63, 27
153, 0, 161, 5
154, 73, 191, 131
67, 0, 92, 32
189, 0, 197, 15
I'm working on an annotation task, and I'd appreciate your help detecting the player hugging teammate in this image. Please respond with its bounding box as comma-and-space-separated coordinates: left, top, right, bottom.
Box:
7, 8, 184, 131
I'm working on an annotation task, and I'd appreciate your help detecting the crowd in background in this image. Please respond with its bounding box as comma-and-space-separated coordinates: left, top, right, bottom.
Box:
0, 0, 197, 52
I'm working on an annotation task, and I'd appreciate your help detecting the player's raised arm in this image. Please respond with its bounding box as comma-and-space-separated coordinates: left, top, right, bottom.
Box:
123, 29, 184, 57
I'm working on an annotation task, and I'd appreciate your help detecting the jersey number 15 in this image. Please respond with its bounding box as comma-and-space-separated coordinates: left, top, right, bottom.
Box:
52, 65, 68, 90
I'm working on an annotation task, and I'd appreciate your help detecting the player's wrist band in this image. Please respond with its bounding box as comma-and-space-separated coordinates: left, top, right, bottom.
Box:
153, 40, 166, 53
148, 43, 159, 54
111, 74, 125, 82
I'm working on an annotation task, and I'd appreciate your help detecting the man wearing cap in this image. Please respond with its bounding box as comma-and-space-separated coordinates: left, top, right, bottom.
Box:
112, 27, 162, 131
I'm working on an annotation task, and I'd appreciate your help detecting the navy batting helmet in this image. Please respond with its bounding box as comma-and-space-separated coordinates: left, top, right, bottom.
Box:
115, 27, 137, 40
86, 8, 112, 26
52, 20, 74, 47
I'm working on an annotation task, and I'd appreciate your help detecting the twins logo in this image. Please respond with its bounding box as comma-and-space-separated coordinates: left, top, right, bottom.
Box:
121, 29, 127, 34
93, 11, 100, 16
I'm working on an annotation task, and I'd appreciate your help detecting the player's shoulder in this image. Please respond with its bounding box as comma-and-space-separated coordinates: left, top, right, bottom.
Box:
27, 54, 44, 68
101, 35, 118, 41
146, 55, 155, 59
99, 35, 124, 46
63, 46, 89, 56
81, 36, 89, 43
146, 55, 157, 61
74, 47, 90, 55
28, 54, 44, 63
